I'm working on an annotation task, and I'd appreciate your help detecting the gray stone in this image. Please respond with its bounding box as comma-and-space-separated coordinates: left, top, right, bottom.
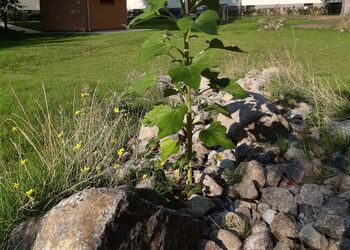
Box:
197, 239, 223, 250
270, 213, 299, 240
202, 175, 224, 197
257, 203, 272, 215
209, 229, 242, 250
30, 188, 204, 250
243, 160, 266, 188
266, 165, 283, 187
340, 176, 350, 192
278, 202, 298, 217
338, 190, 350, 200
298, 224, 329, 250
235, 143, 252, 163
294, 184, 324, 208
244, 231, 275, 250
251, 221, 269, 234
321, 197, 349, 217
273, 238, 298, 250
236, 179, 259, 200
289, 102, 313, 120
261, 187, 294, 209
277, 163, 305, 184
314, 215, 350, 240
324, 176, 342, 191
284, 147, 305, 162
330, 152, 349, 172
262, 209, 277, 225
222, 212, 249, 238
182, 194, 216, 218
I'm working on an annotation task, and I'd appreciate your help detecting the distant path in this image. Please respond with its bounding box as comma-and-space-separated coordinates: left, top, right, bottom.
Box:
0, 22, 42, 34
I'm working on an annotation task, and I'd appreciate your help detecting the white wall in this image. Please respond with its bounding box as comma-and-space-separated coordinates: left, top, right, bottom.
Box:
167, 0, 240, 8
128, 0, 147, 9
242, 0, 322, 6
20, 0, 40, 10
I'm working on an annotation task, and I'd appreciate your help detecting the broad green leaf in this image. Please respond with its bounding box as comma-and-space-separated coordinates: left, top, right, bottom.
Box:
125, 73, 157, 95
206, 38, 245, 53
192, 10, 219, 35
139, 33, 173, 65
128, 0, 167, 27
163, 88, 179, 97
198, 0, 220, 11
143, 104, 188, 138
201, 68, 248, 98
177, 16, 192, 32
169, 53, 209, 90
199, 121, 234, 149
204, 103, 231, 118
160, 139, 180, 166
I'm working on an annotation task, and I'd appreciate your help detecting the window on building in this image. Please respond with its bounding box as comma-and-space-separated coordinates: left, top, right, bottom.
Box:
101, 0, 114, 4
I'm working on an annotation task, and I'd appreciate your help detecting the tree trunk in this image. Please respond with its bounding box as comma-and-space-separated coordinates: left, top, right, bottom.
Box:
341, 0, 350, 16
4, 11, 8, 30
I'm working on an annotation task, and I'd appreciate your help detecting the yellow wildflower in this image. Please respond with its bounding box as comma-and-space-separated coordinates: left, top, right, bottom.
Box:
95, 165, 101, 173
113, 107, 120, 113
25, 188, 34, 199
112, 164, 120, 170
74, 110, 81, 117
57, 132, 64, 139
215, 153, 223, 161
80, 92, 90, 98
117, 148, 125, 156
13, 182, 20, 189
11, 126, 18, 133
20, 159, 28, 166
142, 174, 148, 180
74, 143, 82, 150
80, 166, 90, 174
111, 138, 117, 145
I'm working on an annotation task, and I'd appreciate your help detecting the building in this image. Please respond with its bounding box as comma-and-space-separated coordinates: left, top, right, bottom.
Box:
20, 0, 40, 11
40, 0, 127, 31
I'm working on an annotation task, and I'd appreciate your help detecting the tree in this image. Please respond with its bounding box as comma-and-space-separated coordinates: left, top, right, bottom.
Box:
341, 0, 350, 16
0, 0, 21, 30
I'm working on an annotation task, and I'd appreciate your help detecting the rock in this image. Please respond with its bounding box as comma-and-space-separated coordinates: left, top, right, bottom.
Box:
251, 221, 269, 234
319, 185, 335, 197
262, 209, 277, 225
217, 93, 290, 144
325, 176, 342, 191
273, 238, 298, 250
244, 231, 275, 250
266, 165, 283, 187
270, 213, 299, 240
137, 125, 159, 153
328, 238, 350, 250
325, 118, 350, 141
278, 202, 297, 217
284, 147, 305, 162
228, 185, 239, 199
257, 203, 271, 215
182, 194, 216, 218
338, 190, 350, 200
243, 160, 266, 187
298, 203, 316, 224
340, 176, 350, 192
261, 187, 293, 209
5, 218, 41, 250
136, 176, 154, 189
209, 229, 242, 250
277, 163, 305, 184
321, 197, 349, 217
294, 184, 324, 208
330, 152, 349, 172
197, 239, 223, 250
289, 102, 313, 120
236, 179, 259, 200
314, 215, 350, 240
222, 212, 249, 238
298, 224, 329, 250
235, 143, 252, 163
218, 149, 236, 170
201, 175, 224, 197
31, 188, 204, 250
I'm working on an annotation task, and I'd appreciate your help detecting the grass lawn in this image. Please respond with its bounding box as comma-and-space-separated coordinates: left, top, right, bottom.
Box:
0, 16, 350, 243
9, 21, 41, 31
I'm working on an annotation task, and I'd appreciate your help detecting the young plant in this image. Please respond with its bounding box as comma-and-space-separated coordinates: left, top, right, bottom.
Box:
127, 0, 247, 185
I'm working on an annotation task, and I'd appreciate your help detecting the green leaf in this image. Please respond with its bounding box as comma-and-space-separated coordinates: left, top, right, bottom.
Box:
125, 72, 157, 95
201, 68, 248, 98
199, 121, 234, 149
198, 0, 220, 11
128, 0, 167, 27
177, 16, 192, 32
143, 104, 188, 139
163, 88, 179, 97
139, 33, 173, 65
160, 139, 180, 166
169, 53, 209, 90
192, 10, 219, 35
206, 38, 245, 53
204, 103, 231, 118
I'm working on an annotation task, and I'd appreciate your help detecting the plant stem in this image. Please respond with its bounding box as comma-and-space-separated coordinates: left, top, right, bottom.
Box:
183, 29, 193, 185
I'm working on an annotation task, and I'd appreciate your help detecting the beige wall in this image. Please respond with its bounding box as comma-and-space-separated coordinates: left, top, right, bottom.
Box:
89, 0, 127, 30
40, 0, 88, 31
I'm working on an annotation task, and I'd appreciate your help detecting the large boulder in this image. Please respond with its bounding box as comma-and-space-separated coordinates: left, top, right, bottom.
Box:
217, 93, 290, 144
8, 188, 204, 250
